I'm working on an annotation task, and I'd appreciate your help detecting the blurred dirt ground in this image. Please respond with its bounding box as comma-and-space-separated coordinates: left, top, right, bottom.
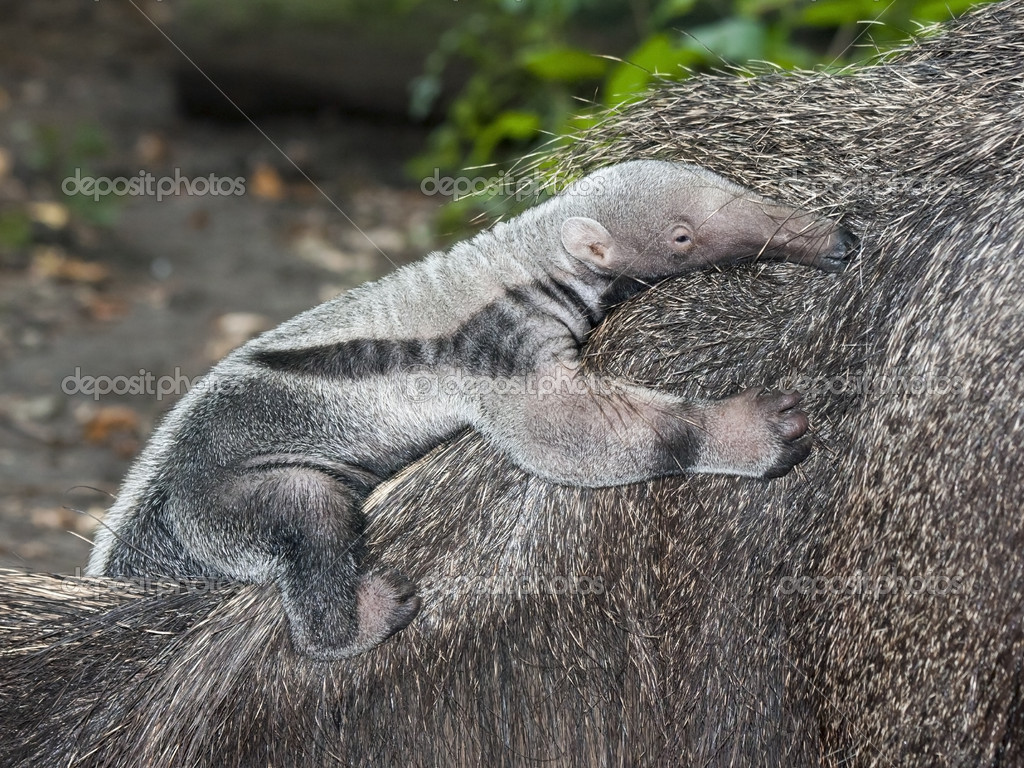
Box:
0, 2, 443, 572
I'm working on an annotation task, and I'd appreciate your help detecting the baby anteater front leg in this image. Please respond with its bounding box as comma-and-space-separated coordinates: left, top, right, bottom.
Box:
691, 387, 811, 479
208, 467, 420, 660
474, 364, 811, 486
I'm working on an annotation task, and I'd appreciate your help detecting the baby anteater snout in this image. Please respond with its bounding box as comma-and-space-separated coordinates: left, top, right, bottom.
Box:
811, 225, 858, 273
761, 208, 857, 273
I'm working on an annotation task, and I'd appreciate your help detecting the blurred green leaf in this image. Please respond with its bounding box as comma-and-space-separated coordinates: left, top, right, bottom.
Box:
470, 111, 542, 165
28, 122, 111, 176
735, 0, 794, 14
912, 0, 987, 21
799, 0, 886, 27
408, 73, 443, 120
70, 123, 109, 161
604, 34, 700, 105
27, 124, 61, 172
0, 210, 32, 249
683, 17, 767, 63
65, 194, 121, 229
520, 46, 608, 82
651, 0, 698, 26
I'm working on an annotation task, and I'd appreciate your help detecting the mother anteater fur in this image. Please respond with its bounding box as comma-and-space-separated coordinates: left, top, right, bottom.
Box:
2, 1, 1023, 765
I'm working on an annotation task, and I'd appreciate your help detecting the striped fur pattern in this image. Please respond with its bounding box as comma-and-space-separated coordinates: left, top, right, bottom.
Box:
86, 159, 850, 660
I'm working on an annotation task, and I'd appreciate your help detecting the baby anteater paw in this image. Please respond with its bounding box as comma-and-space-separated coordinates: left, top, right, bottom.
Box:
755, 389, 812, 478
352, 569, 422, 650
697, 387, 812, 479
283, 568, 420, 661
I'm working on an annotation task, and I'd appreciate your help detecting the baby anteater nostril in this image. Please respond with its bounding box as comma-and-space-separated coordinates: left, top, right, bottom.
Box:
815, 227, 858, 273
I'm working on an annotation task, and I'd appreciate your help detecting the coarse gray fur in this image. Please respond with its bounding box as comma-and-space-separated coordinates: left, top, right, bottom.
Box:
85, 159, 850, 660
3, 1, 1022, 766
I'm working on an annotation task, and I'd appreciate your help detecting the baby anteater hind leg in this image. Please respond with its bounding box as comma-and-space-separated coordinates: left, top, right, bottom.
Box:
213, 466, 421, 660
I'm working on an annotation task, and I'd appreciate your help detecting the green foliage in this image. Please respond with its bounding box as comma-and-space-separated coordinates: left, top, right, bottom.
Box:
410, 0, 998, 196
520, 46, 609, 82
604, 33, 701, 106
30, 121, 120, 228
180, 0, 419, 28
0, 209, 32, 251
178, 0, 997, 229
405, 5, 600, 181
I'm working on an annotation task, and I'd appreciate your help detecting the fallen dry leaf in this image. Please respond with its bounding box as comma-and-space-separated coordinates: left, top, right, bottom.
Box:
188, 208, 210, 230
75, 506, 106, 535
30, 506, 78, 531
28, 201, 70, 229
31, 247, 109, 284
205, 312, 271, 360
250, 162, 285, 201
82, 405, 139, 444
81, 293, 130, 322
292, 231, 366, 274
134, 131, 169, 165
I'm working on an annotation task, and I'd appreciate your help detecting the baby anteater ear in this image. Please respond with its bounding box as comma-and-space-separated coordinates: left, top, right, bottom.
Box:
561, 216, 618, 270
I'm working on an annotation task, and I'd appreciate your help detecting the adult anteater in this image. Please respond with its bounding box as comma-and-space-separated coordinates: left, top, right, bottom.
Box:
1, 1, 1021, 765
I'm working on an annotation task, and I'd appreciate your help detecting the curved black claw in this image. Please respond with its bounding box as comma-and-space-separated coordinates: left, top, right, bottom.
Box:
756, 388, 813, 478
815, 227, 858, 273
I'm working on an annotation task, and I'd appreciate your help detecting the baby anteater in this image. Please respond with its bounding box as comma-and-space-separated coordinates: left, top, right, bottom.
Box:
87, 159, 851, 660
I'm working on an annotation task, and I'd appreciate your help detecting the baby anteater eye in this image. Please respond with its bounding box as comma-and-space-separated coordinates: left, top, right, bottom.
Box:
668, 224, 694, 248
